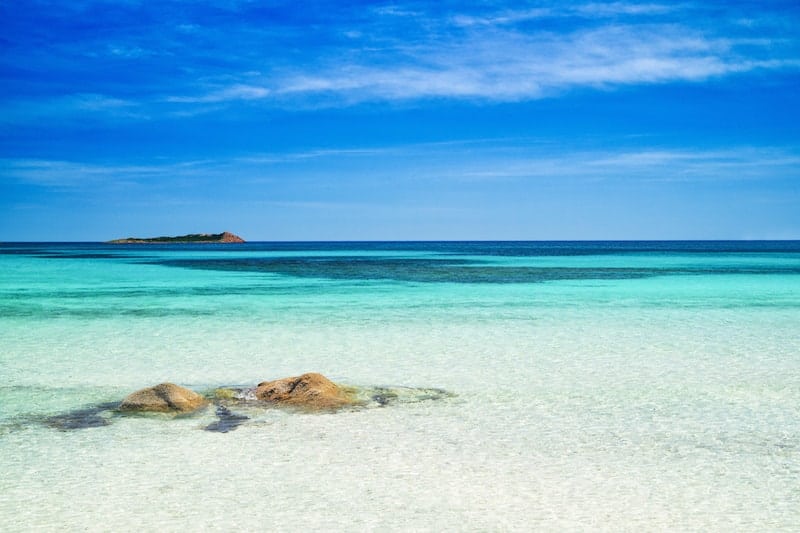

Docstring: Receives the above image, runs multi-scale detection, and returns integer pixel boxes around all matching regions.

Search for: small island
[108,231,245,244]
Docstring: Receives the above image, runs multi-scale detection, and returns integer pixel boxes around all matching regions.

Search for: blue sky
[1,0,799,240]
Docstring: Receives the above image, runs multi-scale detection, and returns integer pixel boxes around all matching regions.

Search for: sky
[1,0,799,241]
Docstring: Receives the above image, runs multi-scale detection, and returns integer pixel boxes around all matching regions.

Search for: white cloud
[167,84,271,103]
[105,44,151,58]
[0,158,214,187]
[450,8,553,27]
[574,2,677,17]
[264,23,792,103]
[71,93,136,110]
[0,93,145,124]
[3,145,797,192]
[443,147,800,183]
[371,5,422,18]
[238,147,392,164]
[150,1,798,107]
[451,3,676,27]
[35,2,794,112]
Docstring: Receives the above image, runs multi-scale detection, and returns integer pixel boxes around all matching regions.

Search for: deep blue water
[4,240,800,254]
[3,241,800,284]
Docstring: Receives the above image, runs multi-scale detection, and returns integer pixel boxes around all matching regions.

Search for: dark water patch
[47,253,122,259]
[359,386,455,407]
[0,243,160,261]
[154,256,473,271]
[0,248,125,260]
[151,256,800,284]
[0,248,60,256]
[204,405,249,433]
[22,252,124,259]
[4,240,800,259]
[115,307,216,317]
[146,240,800,255]
[0,304,218,319]
[0,420,29,436]
[410,240,800,256]
[0,285,301,301]
[43,402,119,431]
[0,401,124,433]
[102,240,800,255]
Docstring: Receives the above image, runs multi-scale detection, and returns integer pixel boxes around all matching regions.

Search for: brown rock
[254,373,356,410]
[119,383,208,413]
[219,231,245,243]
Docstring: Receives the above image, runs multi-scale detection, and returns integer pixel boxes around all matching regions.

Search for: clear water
[1,241,799,530]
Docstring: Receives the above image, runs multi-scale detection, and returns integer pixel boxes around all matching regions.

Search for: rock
[213,387,238,400]
[218,231,245,243]
[45,402,118,430]
[204,405,249,433]
[370,388,397,406]
[254,373,357,410]
[119,383,208,413]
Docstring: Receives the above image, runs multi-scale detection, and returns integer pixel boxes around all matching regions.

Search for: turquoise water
[1,241,799,530]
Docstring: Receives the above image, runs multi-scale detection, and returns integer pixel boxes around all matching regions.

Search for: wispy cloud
[574,2,678,17]
[0,158,216,188]
[238,147,393,164]
[166,3,799,106]
[273,16,799,103]
[443,146,800,183]
[450,8,553,27]
[451,3,677,27]
[3,1,798,116]
[5,144,796,191]
[0,93,145,124]
[589,148,800,182]
[166,84,271,103]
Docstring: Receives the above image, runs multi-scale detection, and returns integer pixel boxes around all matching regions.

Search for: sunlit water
[1,242,799,530]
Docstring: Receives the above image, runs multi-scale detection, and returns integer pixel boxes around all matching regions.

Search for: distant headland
[108,231,245,244]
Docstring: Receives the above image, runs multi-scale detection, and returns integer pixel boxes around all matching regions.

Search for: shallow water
[1,242,799,530]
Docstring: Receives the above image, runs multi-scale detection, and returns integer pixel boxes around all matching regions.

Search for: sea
[1,241,799,531]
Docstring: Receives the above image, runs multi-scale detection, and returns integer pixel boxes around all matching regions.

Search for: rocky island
[108,231,245,244]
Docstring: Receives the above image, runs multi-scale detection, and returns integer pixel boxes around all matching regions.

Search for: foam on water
[1,242,799,530]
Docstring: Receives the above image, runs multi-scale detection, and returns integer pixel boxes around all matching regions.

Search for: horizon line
[3,239,800,244]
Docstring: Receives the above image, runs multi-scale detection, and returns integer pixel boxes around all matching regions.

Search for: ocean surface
[1,241,799,530]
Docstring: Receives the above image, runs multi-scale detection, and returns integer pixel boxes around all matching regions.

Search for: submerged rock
[370,389,396,406]
[360,386,454,407]
[254,372,357,410]
[119,383,208,413]
[37,378,454,434]
[204,405,249,433]
[44,402,118,431]
[212,387,258,401]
